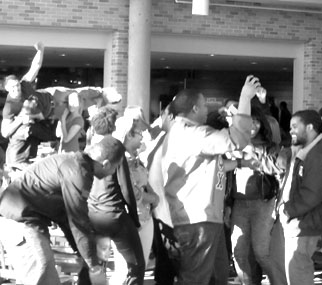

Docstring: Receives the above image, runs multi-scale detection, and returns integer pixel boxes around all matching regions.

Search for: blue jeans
[173,222,228,285]
[231,199,275,285]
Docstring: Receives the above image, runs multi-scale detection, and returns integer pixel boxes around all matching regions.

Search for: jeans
[91,212,145,285]
[284,235,320,285]
[270,218,287,285]
[173,222,228,285]
[231,199,275,285]
[111,216,153,285]
[2,223,60,285]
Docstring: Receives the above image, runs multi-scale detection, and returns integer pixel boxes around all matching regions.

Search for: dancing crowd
[0,42,322,285]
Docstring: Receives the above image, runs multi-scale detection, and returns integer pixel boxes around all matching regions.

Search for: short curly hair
[90,106,118,135]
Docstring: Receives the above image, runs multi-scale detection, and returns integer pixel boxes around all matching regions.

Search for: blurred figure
[1,42,56,171]
[111,114,159,284]
[279,101,292,146]
[56,92,84,152]
[268,96,279,122]
[146,103,179,285]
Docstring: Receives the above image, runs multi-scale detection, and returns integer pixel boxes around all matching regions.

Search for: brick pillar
[110,31,129,109]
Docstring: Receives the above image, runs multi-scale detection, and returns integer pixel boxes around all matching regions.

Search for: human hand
[256,87,267,104]
[240,75,261,100]
[34,41,44,51]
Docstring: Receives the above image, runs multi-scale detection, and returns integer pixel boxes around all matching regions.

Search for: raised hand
[240,75,261,100]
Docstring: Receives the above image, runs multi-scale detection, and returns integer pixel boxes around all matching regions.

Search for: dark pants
[174,222,228,285]
[269,217,288,285]
[152,218,179,285]
[90,212,145,285]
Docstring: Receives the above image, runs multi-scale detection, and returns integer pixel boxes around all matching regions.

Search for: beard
[291,134,306,146]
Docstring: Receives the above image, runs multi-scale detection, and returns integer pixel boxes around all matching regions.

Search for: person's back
[0,152,94,231]
[163,118,230,225]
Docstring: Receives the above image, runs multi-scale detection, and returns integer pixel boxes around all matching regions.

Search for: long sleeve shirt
[0,151,98,267]
[161,114,251,226]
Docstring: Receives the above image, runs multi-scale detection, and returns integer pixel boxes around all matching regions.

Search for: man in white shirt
[161,75,261,285]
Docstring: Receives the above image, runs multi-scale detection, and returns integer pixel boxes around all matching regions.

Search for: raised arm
[237,75,261,116]
[21,42,45,83]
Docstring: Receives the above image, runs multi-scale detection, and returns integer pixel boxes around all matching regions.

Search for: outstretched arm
[22,42,45,83]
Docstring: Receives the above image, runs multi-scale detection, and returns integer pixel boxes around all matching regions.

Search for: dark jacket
[284,135,322,236]
[0,152,98,266]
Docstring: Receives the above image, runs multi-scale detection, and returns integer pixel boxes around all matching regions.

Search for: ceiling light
[210,54,215,57]
[251,61,257,65]
[0,59,6,63]
[165,66,171,69]
[192,0,209,16]
[60,53,66,57]
[160,57,166,61]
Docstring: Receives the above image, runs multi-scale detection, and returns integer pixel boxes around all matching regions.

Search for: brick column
[109,31,129,108]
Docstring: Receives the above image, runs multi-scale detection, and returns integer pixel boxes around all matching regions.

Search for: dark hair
[171,89,202,116]
[91,106,118,135]
[251,106,273,146]
[206,110,229,130]
[292,109,322,134]
[86,135,125,164]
